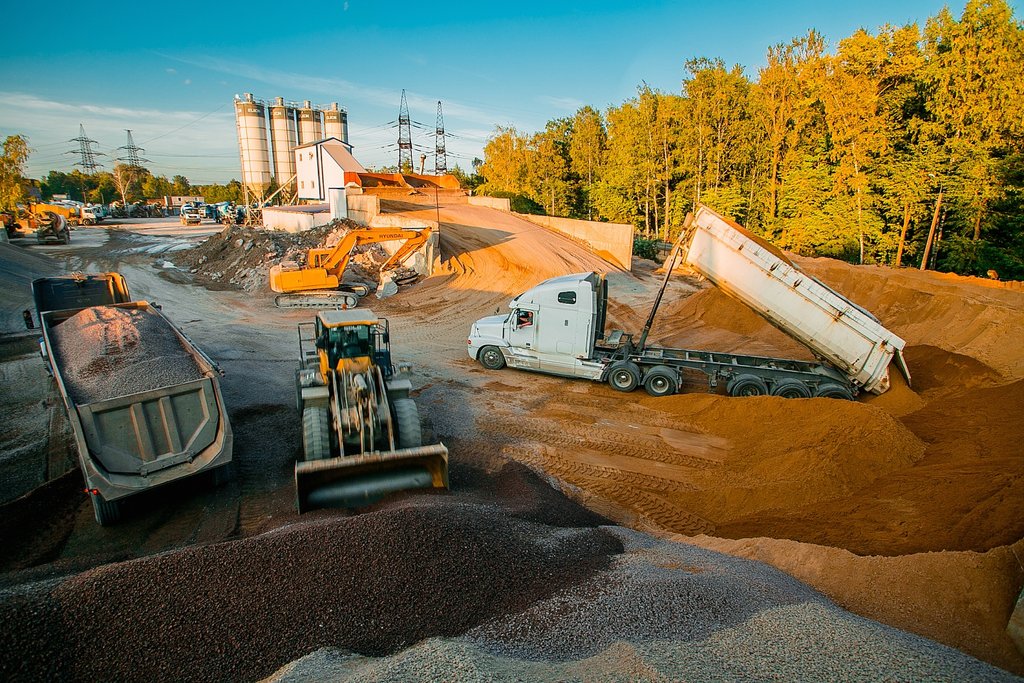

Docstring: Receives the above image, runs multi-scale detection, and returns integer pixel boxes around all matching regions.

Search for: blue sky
[1,0,1012,184]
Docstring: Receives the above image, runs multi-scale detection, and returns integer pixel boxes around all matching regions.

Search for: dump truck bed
[34,274,232,507]
[683,207,909,394]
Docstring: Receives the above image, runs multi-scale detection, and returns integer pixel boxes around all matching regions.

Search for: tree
[111,164,142,206]
[478,126,531,196]
[171,174,192,196]
[0,135,30,212]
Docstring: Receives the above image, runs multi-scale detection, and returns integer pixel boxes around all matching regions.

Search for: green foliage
[483,190,544,214]
[1,135,30,212]
[475,0,1024,277]
[633,237,661,261]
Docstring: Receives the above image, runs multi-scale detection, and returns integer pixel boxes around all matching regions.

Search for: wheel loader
[293,309,448,512]
[269,226,432,308]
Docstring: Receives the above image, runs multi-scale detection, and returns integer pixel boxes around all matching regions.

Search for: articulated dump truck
[33,273,233,525]
[468,205,910,399]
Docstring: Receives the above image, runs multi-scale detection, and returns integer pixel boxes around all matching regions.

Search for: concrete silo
[234,93,272,193]
[323,102,348,143]
[297,100,323,145]
[269,96,297,186]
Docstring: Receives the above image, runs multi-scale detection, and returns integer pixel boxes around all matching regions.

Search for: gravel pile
[170,220,386,292]
[50,306,203,404]
[0,498,621,682]
[263,527,1020,682]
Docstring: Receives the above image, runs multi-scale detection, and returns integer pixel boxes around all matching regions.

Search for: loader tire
[392,398,422,449]
[815,383,855,401]
[302,407,331,461]
[91,494,122,526]
[607,361,641,392]
[478,346,506,370]
[771,379,812,399]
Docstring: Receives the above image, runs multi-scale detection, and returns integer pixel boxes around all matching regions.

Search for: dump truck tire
[815,383,855,401]
[643,366,678,397]
[478,345,506,370]
[392,398,422,449]
[302,407,331,461]
[608,361,641,392]
[92,494,122,526]
[771,378,812,398]
[728,374,768,397]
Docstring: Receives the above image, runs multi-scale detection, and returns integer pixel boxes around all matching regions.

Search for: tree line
[475,0,1024,278]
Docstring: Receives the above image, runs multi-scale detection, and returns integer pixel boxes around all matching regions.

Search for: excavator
[269,226,433,308]
[293,308,449,512]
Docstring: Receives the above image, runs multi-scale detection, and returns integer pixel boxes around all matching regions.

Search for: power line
[435,101,448,175]
[117,129,150,168]
[66,124,104,172]
[397,89,413,172]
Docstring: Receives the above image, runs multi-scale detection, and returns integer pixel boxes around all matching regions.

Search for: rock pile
[50,306,203,404]
[170,220,389,292]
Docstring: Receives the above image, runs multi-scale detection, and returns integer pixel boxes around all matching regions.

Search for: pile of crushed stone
[265,528,1018,682]
[170,219,391,292]
[50,306,203,404]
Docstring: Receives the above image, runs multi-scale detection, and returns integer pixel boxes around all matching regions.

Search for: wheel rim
[483,349,501,367]
[613,370,633,388]
[648,375,672,395]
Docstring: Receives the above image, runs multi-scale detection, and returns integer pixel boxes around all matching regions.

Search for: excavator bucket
[295,443,449,513]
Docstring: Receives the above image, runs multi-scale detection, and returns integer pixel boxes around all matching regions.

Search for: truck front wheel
[607,362,641,392]
[478,346,506,370]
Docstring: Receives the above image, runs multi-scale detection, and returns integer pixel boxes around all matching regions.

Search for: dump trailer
[293,309,448,512]
[33,273,233,525]
[468,205,909,400]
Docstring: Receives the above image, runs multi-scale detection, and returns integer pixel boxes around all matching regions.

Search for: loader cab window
[324,324,373,365]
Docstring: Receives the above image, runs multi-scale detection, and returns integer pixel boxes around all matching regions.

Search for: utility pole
[434,100,447,175]
[397,90,413,173]
[67,124,104,172]
[920,188,943,271]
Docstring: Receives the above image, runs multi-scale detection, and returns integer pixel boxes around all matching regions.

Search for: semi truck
[33,273,233,525]
[468,205,909,399]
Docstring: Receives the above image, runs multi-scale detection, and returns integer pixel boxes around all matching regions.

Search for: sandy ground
[0,195,1021,678]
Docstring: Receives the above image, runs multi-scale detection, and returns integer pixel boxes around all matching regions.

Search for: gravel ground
[263,527,1021,682]
[50,306,203,404]
[0,495,620,682]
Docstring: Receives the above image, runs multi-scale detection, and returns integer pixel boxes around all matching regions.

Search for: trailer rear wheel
[302,407,332,461]
[643,366,678,397]
[392,398,423,449]
[771,379,812,399]
[91,494,122,526]
[728,374,768,397]
[479,346,506,370]
[815,383,855,401]
[608,362,641,392]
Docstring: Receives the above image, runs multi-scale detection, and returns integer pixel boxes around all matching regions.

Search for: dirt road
[0,197,1021,678]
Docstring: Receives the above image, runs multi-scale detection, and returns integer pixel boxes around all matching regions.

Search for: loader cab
[314,310,393,377]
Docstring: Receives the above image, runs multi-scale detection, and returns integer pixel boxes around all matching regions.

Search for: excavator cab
[294,310,448,512]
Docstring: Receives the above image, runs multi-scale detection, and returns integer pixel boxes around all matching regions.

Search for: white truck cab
[468,272,611,380]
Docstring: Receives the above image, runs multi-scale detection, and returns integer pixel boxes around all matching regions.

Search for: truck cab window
[557,291,577,304]
[516,310,534,328]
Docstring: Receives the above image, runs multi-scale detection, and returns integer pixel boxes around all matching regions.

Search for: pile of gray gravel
[50,306,203,404]
[264,527,1020,682]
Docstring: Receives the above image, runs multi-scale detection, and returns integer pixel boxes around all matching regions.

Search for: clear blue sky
[1,0,1011,184]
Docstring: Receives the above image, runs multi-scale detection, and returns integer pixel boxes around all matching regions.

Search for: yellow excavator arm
[269,226,432,294]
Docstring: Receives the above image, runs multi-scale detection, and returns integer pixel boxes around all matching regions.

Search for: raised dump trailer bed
[33,273,232,525]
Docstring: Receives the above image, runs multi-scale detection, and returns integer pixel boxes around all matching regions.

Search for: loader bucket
[295,443,449,513]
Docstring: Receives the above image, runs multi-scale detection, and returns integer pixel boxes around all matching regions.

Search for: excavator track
[275,291,361,309]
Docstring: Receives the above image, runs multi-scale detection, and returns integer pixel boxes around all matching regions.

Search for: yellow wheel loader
[293,309,448,512]
[269,226,432,308]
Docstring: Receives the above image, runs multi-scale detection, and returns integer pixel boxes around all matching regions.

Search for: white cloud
[537,95,586,111]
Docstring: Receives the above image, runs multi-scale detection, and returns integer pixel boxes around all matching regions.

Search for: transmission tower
[434,101,447,175]
[67,124,104,172]
[397,89,413,172]
[117,129,149,168]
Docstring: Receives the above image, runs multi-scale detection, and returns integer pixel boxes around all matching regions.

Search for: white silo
[234,93,271,193]
[323,102,348,143]
[297,100,323,145]
[269,96,297,186]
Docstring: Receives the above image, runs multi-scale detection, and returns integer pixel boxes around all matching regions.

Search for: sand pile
[263,528,1018,682]
[0,496,620,682]
[50,306,203,404]
[170,220,387,292]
